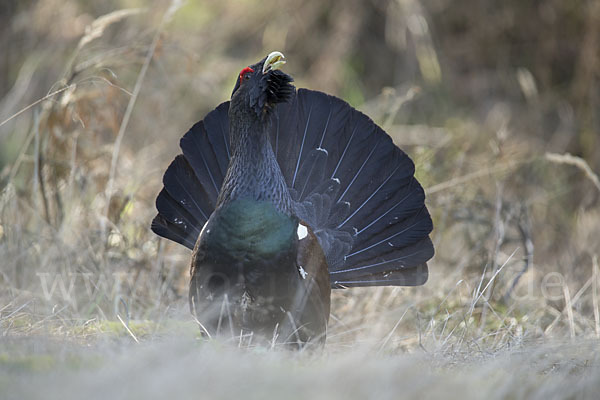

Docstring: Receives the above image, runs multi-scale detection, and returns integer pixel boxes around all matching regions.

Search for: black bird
[152,51,434,346]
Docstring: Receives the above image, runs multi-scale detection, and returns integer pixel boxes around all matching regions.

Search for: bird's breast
[200,198,297,263]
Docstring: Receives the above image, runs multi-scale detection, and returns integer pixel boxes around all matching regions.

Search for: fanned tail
[152,89,434,287]
[272,89,434,287]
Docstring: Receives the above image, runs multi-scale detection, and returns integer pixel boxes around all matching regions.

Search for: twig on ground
[378,305,412,354]
[117,314,139,343]
[562,284,576,339]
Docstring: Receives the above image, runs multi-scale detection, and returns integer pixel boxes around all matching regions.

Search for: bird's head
[230,51,295,118]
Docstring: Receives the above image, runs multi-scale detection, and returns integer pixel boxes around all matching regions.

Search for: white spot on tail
[173,218,188,230]
[298,266,308,279]
[297,224,308,240]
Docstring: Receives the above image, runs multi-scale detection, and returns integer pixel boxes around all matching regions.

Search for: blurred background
[1,0,600,351]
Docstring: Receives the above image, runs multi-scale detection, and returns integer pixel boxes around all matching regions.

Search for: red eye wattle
[239,67,255,83]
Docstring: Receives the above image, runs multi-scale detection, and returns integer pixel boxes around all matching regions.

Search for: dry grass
[1,0,600,398]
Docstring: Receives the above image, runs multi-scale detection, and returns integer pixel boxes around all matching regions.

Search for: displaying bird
[151,51,434,346]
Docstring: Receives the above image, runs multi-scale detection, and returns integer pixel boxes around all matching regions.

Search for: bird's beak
[263,51,286,74]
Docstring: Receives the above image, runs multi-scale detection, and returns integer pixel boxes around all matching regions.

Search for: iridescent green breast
[202,198,296,262]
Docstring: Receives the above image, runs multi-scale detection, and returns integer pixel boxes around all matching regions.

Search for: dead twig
[562,283,576,339]
[426,160,522,195]
[0,84,75,130]
[545,152,600,193]
[593,255,599,338]
[117,314,139,343]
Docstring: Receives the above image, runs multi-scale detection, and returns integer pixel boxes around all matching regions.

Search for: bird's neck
[216,112,293,215]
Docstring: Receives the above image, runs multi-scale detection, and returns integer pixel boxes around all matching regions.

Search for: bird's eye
[239,67,254,84]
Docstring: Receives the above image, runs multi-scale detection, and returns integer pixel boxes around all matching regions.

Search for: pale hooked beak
[262,51,286,74]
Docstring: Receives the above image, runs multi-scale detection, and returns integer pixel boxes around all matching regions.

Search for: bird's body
[152,52,433,346]
[190,199,330,343]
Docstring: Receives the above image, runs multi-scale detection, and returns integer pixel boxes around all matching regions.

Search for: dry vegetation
[1,0,600,398]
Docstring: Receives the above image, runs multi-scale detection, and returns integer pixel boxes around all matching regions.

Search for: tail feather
[153,189,201,250]
[350,177,425,237]
[332,262,429,288]
[180,122,220,202]
[163,155,211,223]
[152,89,434,287]
[273,89,434,286]
[152,103,230,249]
[151,214,196,249]
[179,102,230,204]
[201,102,231,175]
[155,189,201,237]
[295,148,329,200]
[344,206,433,265]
